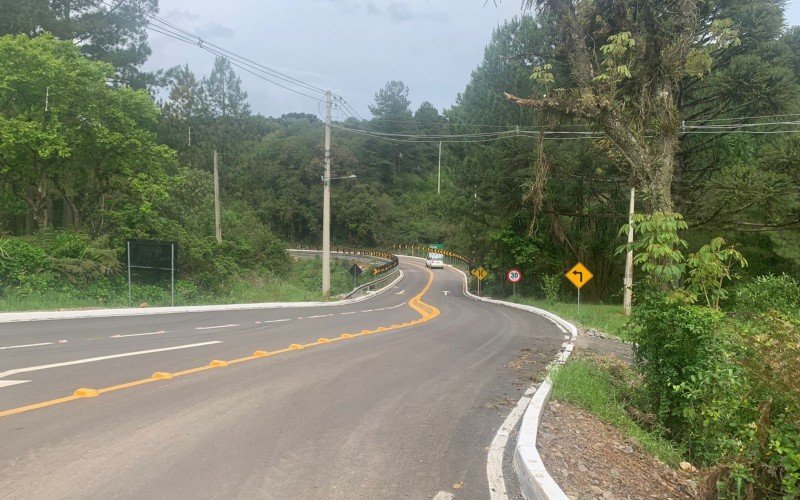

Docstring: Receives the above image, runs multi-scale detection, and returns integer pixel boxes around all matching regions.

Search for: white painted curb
[0,271,404,324]
[449,264,576,500]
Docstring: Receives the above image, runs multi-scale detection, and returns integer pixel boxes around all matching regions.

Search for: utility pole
[623,187,635,316]
[322,91,332,299]
[213,149,222,243]
[437,141,442,195]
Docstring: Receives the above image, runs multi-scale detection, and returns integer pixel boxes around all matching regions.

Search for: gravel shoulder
[537,328,698,499]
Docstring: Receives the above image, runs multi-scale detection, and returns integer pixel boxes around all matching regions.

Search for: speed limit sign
[506,268,522,283]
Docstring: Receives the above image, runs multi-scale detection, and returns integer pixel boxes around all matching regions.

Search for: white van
[426,252,445,269]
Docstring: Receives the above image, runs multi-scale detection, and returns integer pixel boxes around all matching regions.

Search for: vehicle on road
[426,252,445,269]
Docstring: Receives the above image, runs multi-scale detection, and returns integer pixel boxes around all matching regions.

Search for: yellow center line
[0,262,440,419]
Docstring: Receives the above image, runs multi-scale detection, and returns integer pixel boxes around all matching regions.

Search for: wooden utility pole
[214,149,222,243]
[437,141,442,194]
[623,187,635,316]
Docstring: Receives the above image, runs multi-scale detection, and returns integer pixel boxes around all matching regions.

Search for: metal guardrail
[286,248,400,299]
[343,267,401,299]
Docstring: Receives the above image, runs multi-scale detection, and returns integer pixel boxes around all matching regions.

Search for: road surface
[0,257,562,499]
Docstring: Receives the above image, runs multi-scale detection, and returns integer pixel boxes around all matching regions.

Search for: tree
[507,0,785,214]
[0,0,159,88]
[369,80,412,122]
[0,34,174,232]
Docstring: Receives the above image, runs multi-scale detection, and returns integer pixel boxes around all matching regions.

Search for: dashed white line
[0,342,54,350]
[0,380,31,388]
[0,341,223,379]
[261,318,292,324]
[395,289,406,295]
[111,330,167,338]
[434,492,455,500]
[360,309,374,313]
[339,311,357,315]
[307,314,333,319]
[195,324,240,330]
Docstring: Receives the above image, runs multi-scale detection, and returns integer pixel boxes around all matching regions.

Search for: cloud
[195,22,235,39]
[314,0,445,23]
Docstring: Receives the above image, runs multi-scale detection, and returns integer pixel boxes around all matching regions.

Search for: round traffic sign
[506,268,522,283]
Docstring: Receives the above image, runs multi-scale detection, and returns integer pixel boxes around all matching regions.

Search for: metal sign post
[565,262,593,308]
[506,268,522,300]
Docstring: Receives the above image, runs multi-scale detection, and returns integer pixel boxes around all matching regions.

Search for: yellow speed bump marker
[339,334,353,339]
[253,350,270,357]
[209,360,228,367]
[289,344,304,350]
[316,337,331,343]
[152,372,173,380]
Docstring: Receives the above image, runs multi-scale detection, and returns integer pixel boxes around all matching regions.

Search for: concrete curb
[449,264,576,500]
[0,270,404,324]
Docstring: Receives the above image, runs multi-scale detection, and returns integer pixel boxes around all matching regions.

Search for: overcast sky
[142,0,800,119]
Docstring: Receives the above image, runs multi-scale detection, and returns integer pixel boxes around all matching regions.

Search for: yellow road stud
[209,360,228,367]
[253,350,270,357]
[289,344,304,350]
[73,388,99,398]
[317,337,331,343]
[339,334,353,339]
[151,372,173,380]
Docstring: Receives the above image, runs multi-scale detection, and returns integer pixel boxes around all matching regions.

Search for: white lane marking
[57,340,68,343]
[111,330,167,338]
[307,314,333,319]
[195,324,239,330]
[360,309,374,313]
[434,492,455,500]
[395,289,406,295]
[261,318,292,324]
[0,342,53,350]
[0,380,31,388]
[0,341,223,380]
[487,386,538,500]
[443,291,450,296]
[339,311,356,315]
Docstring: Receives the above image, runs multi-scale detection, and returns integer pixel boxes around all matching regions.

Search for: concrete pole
[322,91,332,299]
[213,150,222,243]
[437,141,442,195]
[623,187,635,316]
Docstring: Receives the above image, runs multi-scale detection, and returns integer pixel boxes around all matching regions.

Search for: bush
[627,292,724,436]
[0,238,50,288]
[541,273,561,304]
[734,274,800,317]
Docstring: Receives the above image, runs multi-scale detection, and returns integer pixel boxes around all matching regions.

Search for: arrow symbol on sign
[572,271,583,282]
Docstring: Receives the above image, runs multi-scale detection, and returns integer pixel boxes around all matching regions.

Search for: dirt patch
[538,401,697,499]
[535,328,698,499]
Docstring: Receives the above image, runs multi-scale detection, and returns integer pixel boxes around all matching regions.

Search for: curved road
[0,257,562,499]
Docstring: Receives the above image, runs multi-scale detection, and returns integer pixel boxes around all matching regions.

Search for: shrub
[0,238,50,288]
[734,274,800,317]
[627,292,724,436]
[541,273,561,304]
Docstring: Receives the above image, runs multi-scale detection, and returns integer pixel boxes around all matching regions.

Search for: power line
[98,0,329,102]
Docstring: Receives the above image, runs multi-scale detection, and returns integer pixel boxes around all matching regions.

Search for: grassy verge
[550,357,685,466]
[0,258,357,312]
[514,298,632,341]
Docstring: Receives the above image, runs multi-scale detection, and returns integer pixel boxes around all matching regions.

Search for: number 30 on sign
[506,268,522,283]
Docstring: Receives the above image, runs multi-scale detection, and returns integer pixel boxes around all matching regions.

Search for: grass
[515,298,633,341]
[550,357,686,466]
[0,258,356,312]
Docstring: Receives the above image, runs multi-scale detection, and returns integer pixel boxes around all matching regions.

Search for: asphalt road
[0,257,562,499]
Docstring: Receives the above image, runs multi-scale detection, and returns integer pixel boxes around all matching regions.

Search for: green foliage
[627,294,725,434]
[550,357,685,465]
[541,273,561,304]
[617,212,688,287]
[686,237,748,309]
[0,237,50,288]
[734,274,800,317]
